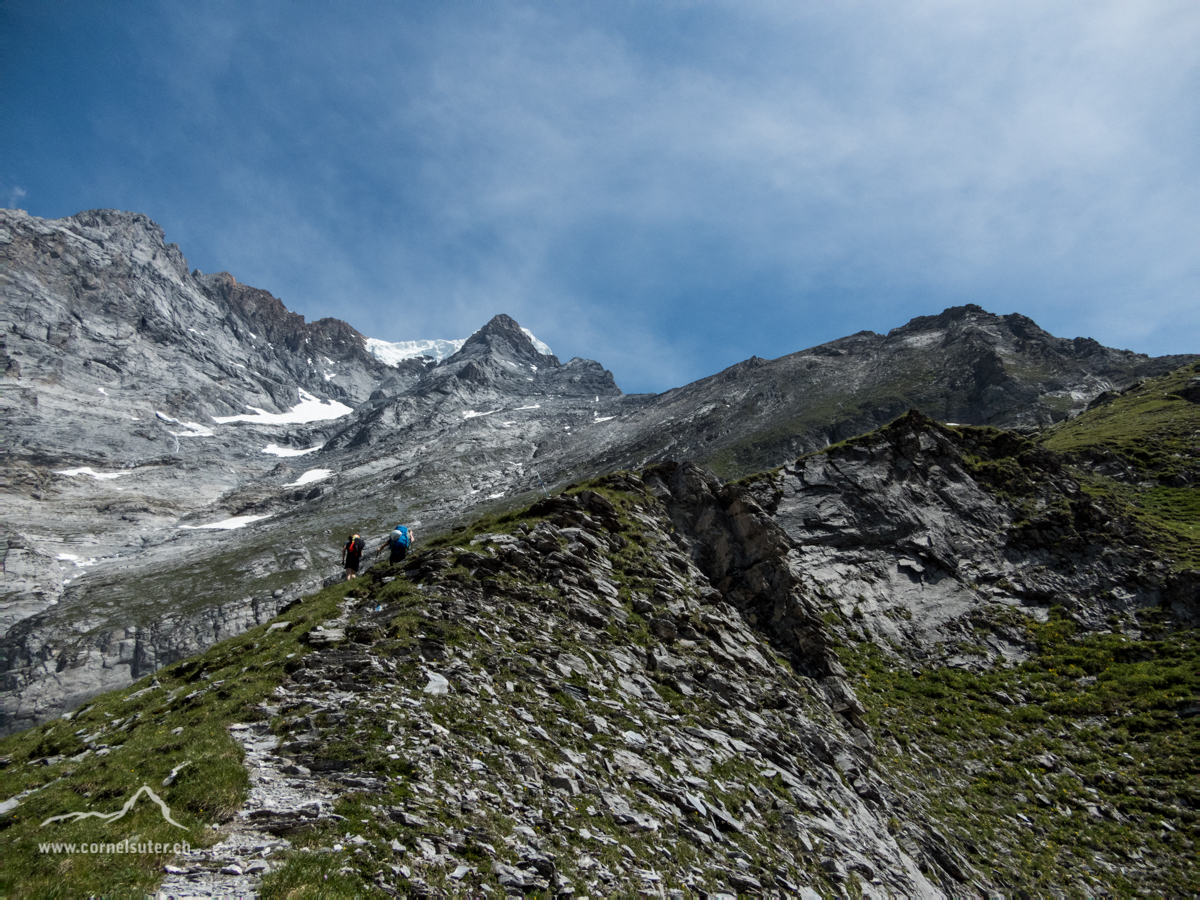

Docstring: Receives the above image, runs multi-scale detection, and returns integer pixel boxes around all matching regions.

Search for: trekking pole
[534,469,549,498]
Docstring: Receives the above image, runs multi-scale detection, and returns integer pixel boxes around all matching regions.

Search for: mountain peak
[448,314,558,367]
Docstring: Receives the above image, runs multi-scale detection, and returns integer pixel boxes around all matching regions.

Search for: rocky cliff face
[617,305,1196,479]
[2,207,1193,742]
[0,207,392,634]
[657,412,1191,671]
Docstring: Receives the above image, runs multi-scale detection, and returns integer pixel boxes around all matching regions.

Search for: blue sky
[3,1,1197,394]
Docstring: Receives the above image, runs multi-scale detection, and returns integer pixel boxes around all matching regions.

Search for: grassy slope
[840,610,1199,897]
[0,582,356,898]
[1040,360,1200,569]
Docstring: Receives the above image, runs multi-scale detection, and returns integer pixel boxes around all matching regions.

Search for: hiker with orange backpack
[341,533,365,580]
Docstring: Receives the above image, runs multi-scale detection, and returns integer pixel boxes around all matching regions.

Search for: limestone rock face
[652,412,1193,676]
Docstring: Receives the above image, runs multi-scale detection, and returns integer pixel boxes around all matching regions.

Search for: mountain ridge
[1,207,1194,739]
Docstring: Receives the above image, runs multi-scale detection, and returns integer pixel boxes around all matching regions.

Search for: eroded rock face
[1,592,295,735]
[654,412,1194,675]
[643,461,839,680]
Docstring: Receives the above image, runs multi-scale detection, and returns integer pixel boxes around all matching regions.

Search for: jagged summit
[197,270,388,380]
[424,313,561,391]
[449,313,558,367]
[406,312,620,402]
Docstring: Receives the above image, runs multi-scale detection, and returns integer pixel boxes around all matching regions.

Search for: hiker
[376,524,414,565]
[341,532,365,580]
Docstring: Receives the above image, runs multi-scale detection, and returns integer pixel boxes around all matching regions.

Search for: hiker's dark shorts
[389,545,408,565]
[345,556,361,573]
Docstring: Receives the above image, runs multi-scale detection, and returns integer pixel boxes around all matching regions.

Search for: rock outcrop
[155,477,953,898]
[653,411,1193,671]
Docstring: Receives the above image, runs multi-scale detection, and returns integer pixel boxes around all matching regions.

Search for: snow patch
[262,443,322,457]
[180,515,271,531]
[56,467,131,480]
[514,404,540,411]
[156,411,215,437]
[463,409,500,420]
[487,492,504,499]
[285,469,332,487]
[211,389,353,425]
[594,416,616,423]
[366,337,465,366]
[522,328,553,356]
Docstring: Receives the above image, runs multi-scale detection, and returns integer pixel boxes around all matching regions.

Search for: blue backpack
[391,526,410,549]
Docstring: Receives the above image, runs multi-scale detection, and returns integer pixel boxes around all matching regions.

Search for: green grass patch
[0,581,357,899]
[841,612,1200,897]
[1041,362,1200,480]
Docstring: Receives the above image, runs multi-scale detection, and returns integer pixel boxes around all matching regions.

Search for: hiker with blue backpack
[376,524,413,565]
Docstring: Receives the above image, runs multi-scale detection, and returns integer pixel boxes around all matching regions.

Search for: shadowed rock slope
[622,305,1196,479]
[1,394,1195,897]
